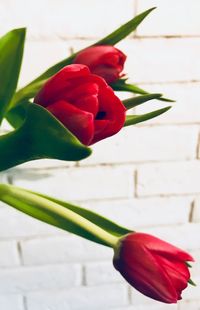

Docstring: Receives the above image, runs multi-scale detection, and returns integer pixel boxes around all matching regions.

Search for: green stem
[0,183,118,248]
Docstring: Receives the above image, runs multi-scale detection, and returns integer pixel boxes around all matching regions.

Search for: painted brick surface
[12,166,134,201]
[83,197,192,229]
[1,1,200,309]
[0,0,135,39]
[0,241,20,267]
[0,264,81,293]
[21,236,112,266]
[136,0,200,36]
[118,38,200,83]
[80,125,198,165]
[0,295,24,310]
[0,204,62,238]
[26,284,129,310]
[137,161,200,197]
[135,83,200,124]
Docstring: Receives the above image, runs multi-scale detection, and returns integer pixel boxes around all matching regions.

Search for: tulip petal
[34,64,90,107]
[75,94,99,117]
[74,46,126,69]
[155,255,190,299]
[130,233,194,262]
[92,84,125,143]
[113,233,193,304]
[114,243,178,303]
[47,100,94,146]
[94,119,109,135]
[73,45,126,83]
[62,82,99,117]
[92,66,119,84]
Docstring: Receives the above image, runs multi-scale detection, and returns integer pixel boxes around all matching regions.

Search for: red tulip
[34,64,126,146]
[113,232,194,303]
[73,45,126,83]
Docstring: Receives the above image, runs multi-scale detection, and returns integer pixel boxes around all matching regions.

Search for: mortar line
[189,200,195,223]
[196,131,200,159]
[23,295,28,310]
[17,241,24,266]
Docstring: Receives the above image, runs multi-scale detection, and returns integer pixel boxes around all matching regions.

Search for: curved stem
[0,183,118,248]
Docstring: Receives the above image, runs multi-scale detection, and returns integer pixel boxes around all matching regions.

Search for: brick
[21,236,112,266]
[0,173,8,185]
[0,241,20,267]
[0,295,24,310]
[181,276,200,301]
[142,223,200,251]
[189,249,200,276]
[0,0,134,39]
[12,166,134,201]
[80,126,198,166]
[135,83,200,125]
[26,284,129,310]
[83,197,191,229]
[0,205,62,238]
[18,41,72,87]
[136,0,200,36]
[85,261,122,285]
[179,300,200,310]
[118,38,200,83]
[192,197,200,223]
[0,264,81,293]
[137,161,200,197]
[16,159,75,170]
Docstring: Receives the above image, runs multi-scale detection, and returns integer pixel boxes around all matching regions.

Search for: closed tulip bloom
[113,232,194,303]
[73,45,126,83]
[34,64,126,146]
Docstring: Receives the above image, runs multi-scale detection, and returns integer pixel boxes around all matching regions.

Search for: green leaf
[6,100,30,128]
[0,28,26,123]
[0,184,131,247]
[24,189,131,239]
[9,8,156,108]
[124,106,171,127]
[188,279,196,287]
[112,80,175,103]
[123,93,162,110]
[95,7,156,46]
[0,103,91,171]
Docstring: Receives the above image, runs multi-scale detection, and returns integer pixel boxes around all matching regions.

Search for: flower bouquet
[0,7,195,305]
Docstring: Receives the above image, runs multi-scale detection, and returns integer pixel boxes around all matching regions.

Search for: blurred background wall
[0,0,200,309]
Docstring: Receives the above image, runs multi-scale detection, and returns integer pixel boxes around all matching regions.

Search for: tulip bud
[113,232,194,303]
[34,64,126,146]
[73,45,126,83]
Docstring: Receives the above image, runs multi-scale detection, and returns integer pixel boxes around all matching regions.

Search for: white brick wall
[0,1,200,309]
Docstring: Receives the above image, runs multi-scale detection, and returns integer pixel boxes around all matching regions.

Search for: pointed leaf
[95,7,156,46]
[0,28,26,123]
[0,103,91,171]
[9,8,156,107]
[188,279,196,287]
[123,93,162,110]
[112,80,175,103]
[124,106,171,126]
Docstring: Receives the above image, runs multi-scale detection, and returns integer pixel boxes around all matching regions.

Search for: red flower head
[113,232,194,303]
[34,64,126,146]
[73,45,126,83]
